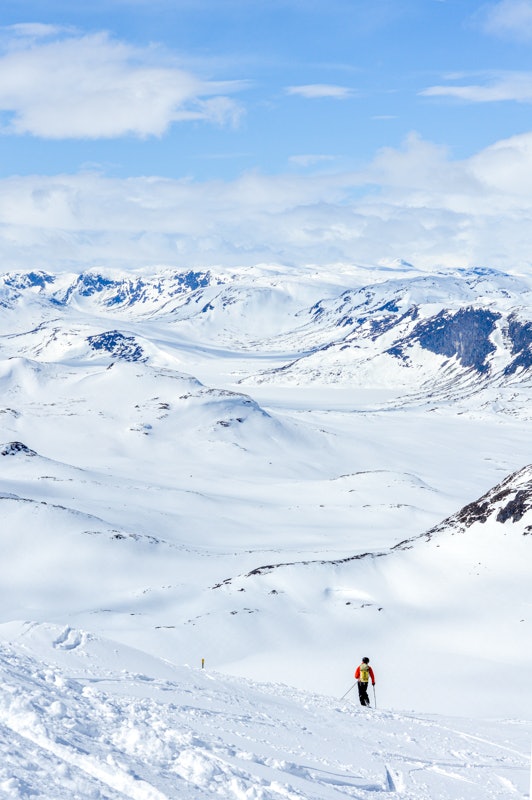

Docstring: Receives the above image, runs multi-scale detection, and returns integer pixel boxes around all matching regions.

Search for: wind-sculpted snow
[0,623,529,799]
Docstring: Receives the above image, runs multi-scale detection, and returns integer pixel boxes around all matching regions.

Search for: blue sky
[1,0,532,272]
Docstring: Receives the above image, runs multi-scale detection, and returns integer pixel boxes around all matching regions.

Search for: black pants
[358,681,371,706]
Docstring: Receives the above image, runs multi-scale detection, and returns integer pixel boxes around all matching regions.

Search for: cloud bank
[1,130,532,273]
[0,28,245,138]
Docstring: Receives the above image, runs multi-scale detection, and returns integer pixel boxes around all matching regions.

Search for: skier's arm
[354,666,360,680]
[369,667,375,685]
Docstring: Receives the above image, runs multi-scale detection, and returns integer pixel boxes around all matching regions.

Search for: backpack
[360,663,370,682]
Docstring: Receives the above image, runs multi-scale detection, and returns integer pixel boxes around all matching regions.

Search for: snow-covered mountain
[4,265,530,405]
[0,263,531,737]
[242,269,532,408]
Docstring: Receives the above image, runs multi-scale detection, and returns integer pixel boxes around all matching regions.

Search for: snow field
[0,264,531,796]
[0,340,530,717]
[0,623,530,800]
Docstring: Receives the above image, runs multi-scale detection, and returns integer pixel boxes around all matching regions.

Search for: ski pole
[340,682,356,700]
[373,685,377,709]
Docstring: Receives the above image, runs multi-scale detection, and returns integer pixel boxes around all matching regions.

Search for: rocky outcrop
[401,465,532,544]
[87,331,146,362]
[1,441,37,457]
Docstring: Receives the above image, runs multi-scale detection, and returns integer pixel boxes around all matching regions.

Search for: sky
[1,0,532,273]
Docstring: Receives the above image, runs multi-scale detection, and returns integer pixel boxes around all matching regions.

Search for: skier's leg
[357,682,366,706]
[361,683,370,706]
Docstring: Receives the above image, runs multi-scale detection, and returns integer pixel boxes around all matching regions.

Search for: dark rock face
[454,500,492,526]
[495,490,530,524]
[504,316,532,375]
[71,273,117,299]
[87,331,146,362]
[306,276,531,384]
[63,270,213,307]
[0,271,55,307]
[1,442,37,457]
[407,307,501,373]
[419,465,532,540]
[4,272,55,291]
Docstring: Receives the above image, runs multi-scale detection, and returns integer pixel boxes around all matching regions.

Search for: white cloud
[2,23,71,39]
[1,131,532,272]
[285,84,354,99]
[468,131,532,195]
[0,29,246,139]
[289,154,336,167]
[421,71,532,103]
[480,0,532,41]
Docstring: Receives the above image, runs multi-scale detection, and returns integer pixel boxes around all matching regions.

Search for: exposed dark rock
[496,490,529,523]
[337,315,354,327]
[87,331,146,362]
[67,273,118,300]
[61,270,214,307]
[393,307,501,373]
[504,315,532,375]
[455,500,491,526]
[211,550,387,588]
[4,271,55,291]
[396,465,532,547]
[1,441,37,457]
[377,299,400,313]
[507,315,532,355]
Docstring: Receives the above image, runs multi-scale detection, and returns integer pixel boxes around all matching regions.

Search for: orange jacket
[355,663,375,684]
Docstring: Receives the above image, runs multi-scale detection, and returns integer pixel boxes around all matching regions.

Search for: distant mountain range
[2,265,530,400]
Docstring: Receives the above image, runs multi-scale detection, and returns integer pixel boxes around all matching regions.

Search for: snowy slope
[0,622,530,800]
[207,465,532,718]
[0,262,531,729]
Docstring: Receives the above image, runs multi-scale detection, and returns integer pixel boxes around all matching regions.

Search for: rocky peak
[424,465,532,539]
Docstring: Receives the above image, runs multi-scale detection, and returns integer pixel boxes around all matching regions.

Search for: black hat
[362,657,369,663]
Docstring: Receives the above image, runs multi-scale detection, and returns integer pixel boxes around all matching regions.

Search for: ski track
[0,636,530,799]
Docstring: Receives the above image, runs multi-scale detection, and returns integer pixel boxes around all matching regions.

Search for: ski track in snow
[0,629,530,800]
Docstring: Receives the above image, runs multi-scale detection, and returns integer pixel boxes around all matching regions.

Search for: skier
[354,657,375,707]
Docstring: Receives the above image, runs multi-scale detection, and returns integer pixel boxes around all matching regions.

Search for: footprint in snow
[52,627,85,651]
